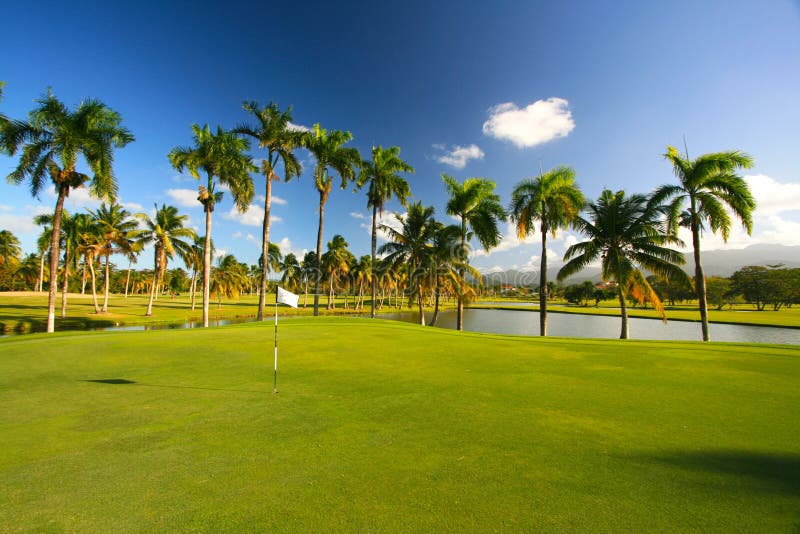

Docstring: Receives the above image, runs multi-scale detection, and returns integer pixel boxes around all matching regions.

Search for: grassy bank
[475,299,800,328]
[1,318,798,530]
[0,291,423,334]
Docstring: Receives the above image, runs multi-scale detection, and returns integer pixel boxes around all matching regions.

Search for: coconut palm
[211,254,249,307]
[33,214,55,292]
[321,234,354,310]
[652,146,755,341]
[184,235,211,310]
[137,204,196,317]
[427,222,463,327]
[280,253,302,292]
[356,145,414,318]
[442,175,505,331]
[234,101,303,319]
[15,253,40,290]
[123,238,144,298]
[75,218,104,313]
[302,124,360,316]
[379,202,436,325]
[59,212,94,317]
[89,201,139,312]
[260,242,283,276]
[0,230,21,268]
[168,124,255,327]
[509,166,585,336]
[1,91,133,332]
[300,251,318,308]
[557,189,690,339]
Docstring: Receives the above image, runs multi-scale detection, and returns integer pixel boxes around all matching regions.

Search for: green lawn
[0,291,412,334]
[475,299,800,328]
[1,318,798,530]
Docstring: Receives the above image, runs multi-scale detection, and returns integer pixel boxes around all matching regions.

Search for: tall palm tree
[356,145,414,318]
[89,201,139,312]
[168,124,255,327]
[59,212,94,317]
[261,242,283,277]
[302,124,360,316]
[137,204,196,317]
[652,146,755,341]
[184,235,210,310]
[442,175,505,331]
[280,253,302,292]
[0,230,21,268]
[322,234,354,310]
[75,217,104,313]
[509,166,585,336]
[379,202,436,325]
[1,91,133,332]
[33,214,54,292]
[15,253,40,290]
[123,238,144,298]
[557,189,690,339]
[234,101,303,320]
[427,222,462,327]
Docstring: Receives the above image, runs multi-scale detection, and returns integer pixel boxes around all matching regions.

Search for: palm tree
[32,214,54,292]
[280,253,302,292]
[184,235,210,310]
[300,251,318,308]
[2,91,133,332]
[427,222,462,327]
[379,202,436,325]
[442,175,505,331]
[137,204,196,317]
[321,234,354,310]
[123,239,144,298]
[58,212,94,316]
[168,124,255,327]
[89,201,139,312]
[302,124,360,316]
[352,255,372,311]
[15,253,40,290]
[261,242,283,277]
[234,101,303,320]
[0,230,21,268]
[652,146,755,341]
[557,189,690,339]
[75,217,104,313]
[509,166,585,336]
[356,145,414,318]
[211,254,249,308]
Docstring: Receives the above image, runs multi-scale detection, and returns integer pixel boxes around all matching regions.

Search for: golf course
[2,318,798,531]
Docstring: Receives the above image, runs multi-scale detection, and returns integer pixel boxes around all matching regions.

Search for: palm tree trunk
[313,191,325,316]
[257,172,273,321]
[371,204,378,319]
[146,250,158,316]
[81,259,87,294]
[303,278,308,308]
[618,288,629,339]
[430,273,441,327]
[691,218,710,341]
[88,253,100,313]
[202,204,212,327]
[457,219,466,331]
[102,252,111,312]
[37,250,45,293]
[540,225,548,336]
[190,268,197,310]
[417,282,426,326]
[328,275,334,310]
[61,246,69,319]
[124,260,132,297]
[46,187,67,332]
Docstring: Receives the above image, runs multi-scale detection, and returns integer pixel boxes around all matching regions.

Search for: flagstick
[274,295,278,395]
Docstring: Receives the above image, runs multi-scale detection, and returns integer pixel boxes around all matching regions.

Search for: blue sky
[2,1,799,273]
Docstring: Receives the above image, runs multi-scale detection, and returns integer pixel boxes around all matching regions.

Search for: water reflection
[380,308,800,344]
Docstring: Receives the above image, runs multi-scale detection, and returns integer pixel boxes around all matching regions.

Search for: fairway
[1,318,799,531]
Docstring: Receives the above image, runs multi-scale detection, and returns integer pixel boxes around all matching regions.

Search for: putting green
[1,318,798,530]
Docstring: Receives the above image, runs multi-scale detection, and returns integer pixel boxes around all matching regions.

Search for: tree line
[0,84,756,339]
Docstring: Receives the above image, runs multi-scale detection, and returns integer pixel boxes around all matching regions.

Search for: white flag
[277,286,299,308]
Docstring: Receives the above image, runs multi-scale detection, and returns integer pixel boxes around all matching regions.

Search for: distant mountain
[481,244,800,286]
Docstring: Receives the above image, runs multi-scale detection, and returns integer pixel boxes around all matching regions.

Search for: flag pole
[274,286,278,395]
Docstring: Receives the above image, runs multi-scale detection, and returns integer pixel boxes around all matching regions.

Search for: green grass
[0,291,416,334]
[1,318,798,530]
[475,298,800,328]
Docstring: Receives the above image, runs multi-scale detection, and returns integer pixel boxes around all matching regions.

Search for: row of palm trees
[1,86,756,340]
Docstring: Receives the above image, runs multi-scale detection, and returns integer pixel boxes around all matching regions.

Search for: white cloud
[0,212,38,235]
[482,97,575,148]
[350,212,366,220]
[246,233,256,242]
[223,204,282,226]
[434,144,485,169]
[166,188,200,208]
[745,174,800,216]
[287,122,310,132]
[214,249,227,260]
[232,231,243,239]
[362,211,405,242]
[121,201,144,212]
[274,236,307,258]
[272,195,287,206]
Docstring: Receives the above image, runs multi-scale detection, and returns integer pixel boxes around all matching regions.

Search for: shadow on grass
[82,379,263,394]
[642,449,800,497]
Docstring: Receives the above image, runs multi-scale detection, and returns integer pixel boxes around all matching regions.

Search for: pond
[380,308,800,344]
